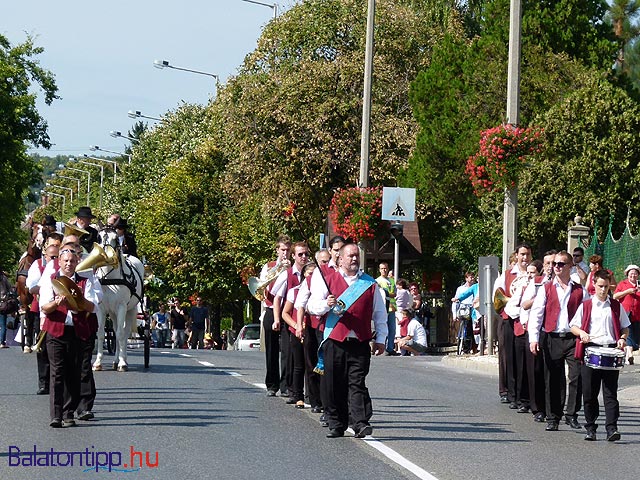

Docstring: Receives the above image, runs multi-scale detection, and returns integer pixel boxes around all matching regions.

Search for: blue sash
[314,273,376,374]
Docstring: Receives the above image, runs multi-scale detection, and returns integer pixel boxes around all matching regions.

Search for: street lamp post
[110,130,138,143]
[240,0,278,18]
[52,173,81,197]
[153,60,219,82]
[46,182,74,204]
[89,145,131,164]
[41,190,66,217]
[77,160,104,209]
[82,154,118,182]
[64,166,91,206]
[128,110,161,121]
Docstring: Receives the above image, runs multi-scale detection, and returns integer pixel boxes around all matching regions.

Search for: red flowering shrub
[329,187,382,242]
[465,124,544,195]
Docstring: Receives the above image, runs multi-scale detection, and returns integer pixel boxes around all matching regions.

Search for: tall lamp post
[240,0,278,18]
[46,182,74,204]
[77,160,104,209]
[89,145,131,164]
[41,190,66,216]
[153,60,219,96]
[52,173,81,197]
[110,130,138,143]
[82,154,118,182]
[63,165,91,206]
[128,110,161,121]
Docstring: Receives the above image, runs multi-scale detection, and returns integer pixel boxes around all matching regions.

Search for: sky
[3,0,292,157]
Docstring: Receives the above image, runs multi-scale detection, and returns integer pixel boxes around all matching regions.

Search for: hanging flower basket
[465,124,544,195]
[329,186,382,242]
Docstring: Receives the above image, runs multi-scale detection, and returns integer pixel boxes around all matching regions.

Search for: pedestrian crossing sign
[382,187,415,221]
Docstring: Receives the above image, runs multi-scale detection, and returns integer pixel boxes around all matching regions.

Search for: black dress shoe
[280,391,290,398]
[584,430,597,441]
[606,430,621,442]
[509,402,518,409]
[77,411,94,421]
[285,398,297,404]
[545,421,559,431]
[565,416,581,429]
[533,412,546,423]
[311,406,323,414]
[266,390,276,397]
[49,419,62,428]
[500,395,509,404]
[37,388,49,395]
[354,425,373,438]
[326,429,344,438]
[517,405,530,413]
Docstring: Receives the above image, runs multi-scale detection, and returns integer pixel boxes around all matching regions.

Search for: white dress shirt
[39,270,103,326]
[569,298,630,346]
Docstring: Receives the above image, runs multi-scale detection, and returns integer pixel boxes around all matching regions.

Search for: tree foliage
[0,34,58,268]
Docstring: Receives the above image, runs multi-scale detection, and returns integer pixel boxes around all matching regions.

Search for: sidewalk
[441,351,640,407]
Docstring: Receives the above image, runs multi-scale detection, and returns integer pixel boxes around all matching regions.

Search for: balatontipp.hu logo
[8,445,159,473]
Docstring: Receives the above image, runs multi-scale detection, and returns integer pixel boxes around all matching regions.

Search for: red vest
[263,261,277,308]
[29,258,47,313]
[43,273,98,341]
[543,281,583,332]
[574,298,622,360]
[324,270,375,342]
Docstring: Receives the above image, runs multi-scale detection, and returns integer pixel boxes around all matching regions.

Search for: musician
[493,243,532,404]
[570,270,630,441]
[281,261,316,408]
[26,244,59,393]
[260,234,291,396]
[612,264,640,365]
[112,217,138,258]
[40,245,102,428]
[73,206,99,253]
[529,251,588,432]
[307,243,387,438]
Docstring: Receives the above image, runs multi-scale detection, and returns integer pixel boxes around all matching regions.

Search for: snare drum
[584,346,625,370]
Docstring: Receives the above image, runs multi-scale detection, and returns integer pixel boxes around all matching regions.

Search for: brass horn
[34,329,46,353]
[493,288,510,314]
[76,243,119,272]
[248,259,289,301]
[63,221,89,237]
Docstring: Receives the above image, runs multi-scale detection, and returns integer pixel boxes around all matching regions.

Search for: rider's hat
[75,206,96,219]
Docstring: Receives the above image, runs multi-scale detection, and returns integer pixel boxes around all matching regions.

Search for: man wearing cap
[613,264,640,365]
[112,217,137,257]
[40,245,103,428]
[73,206,99,253]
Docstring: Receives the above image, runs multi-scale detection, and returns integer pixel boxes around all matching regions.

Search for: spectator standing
[170,298,187,349]
[613,264,640,365]
[376,262,396,355]
[189,297,210,349]
[152,304,169,348]
[0,269,16,348]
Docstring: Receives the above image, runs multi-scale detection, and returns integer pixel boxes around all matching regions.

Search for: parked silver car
[233,324,261,351]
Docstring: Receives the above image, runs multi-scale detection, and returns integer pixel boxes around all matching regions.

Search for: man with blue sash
[308,243,387,439]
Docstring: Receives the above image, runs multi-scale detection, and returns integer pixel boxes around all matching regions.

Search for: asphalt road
[0,346,638,480]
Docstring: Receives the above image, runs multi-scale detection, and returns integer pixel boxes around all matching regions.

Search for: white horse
[91,228,145,372]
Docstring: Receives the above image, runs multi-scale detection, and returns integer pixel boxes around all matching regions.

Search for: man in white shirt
[307,243,387,439]
[570,270,630,441]
[396,309,428,355]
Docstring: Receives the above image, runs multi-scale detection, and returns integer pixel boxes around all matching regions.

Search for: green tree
[0,34,58,267]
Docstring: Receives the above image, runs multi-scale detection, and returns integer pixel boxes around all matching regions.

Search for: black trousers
[263,309,281,392]
[24,310,37,348]
[581,363,620,433]
[497,318,508,397]
[75,334,96,414]
[279,320,290,394]
[287,332,305,402]
[542,334,582,421]
[46,327,78,421]
[303,323,322,409]
[37,332,50,391]
[502,318,516,402]
[323,338,372,433]
[532,340,546,415]
[513,334,531,407]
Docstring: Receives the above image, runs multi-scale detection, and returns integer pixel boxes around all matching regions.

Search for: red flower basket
[329,187,382,242]
[465,124,543,195]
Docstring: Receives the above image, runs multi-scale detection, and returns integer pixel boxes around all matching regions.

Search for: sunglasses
[48,255,58,259]
[296,252,309,257]
[60,249,78,255]
[572,254,583,257]
[552,261,567,268]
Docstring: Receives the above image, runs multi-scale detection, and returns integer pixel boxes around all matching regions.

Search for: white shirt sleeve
[528,284,547,343]
[26,261,42,291]
[294,280,310,310]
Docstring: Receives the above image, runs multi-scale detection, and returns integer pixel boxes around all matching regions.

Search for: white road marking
[179,353,192,357]
[362,437,440,480]
[225,371,242,376]
[198,361,215,367]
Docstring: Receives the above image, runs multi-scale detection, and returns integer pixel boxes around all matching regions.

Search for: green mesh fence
[584,220,640,280]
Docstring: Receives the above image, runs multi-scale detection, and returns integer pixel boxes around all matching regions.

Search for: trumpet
[34,329,46,353]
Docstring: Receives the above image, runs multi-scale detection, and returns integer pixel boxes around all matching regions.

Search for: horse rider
[74,206,99,254]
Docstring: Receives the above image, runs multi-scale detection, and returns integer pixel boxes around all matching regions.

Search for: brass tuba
[76,243,119,272]
[248,259,289,301]
[63,221,89,237]
[493,288,509,314]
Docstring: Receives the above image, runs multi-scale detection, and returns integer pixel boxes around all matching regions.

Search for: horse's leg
[93,304,106,371]
[115,304,132,371]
